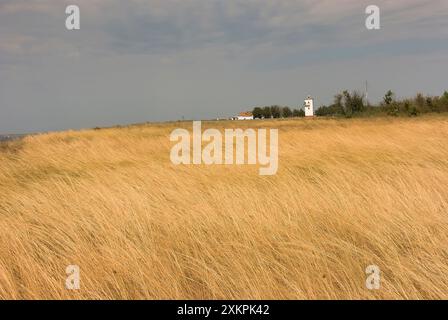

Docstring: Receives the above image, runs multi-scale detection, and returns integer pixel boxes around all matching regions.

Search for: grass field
[0,115,447,300]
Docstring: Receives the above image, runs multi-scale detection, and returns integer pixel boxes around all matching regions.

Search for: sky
[1,0,448,133]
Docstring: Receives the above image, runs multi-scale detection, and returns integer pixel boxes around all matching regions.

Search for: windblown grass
[0,115,447,299]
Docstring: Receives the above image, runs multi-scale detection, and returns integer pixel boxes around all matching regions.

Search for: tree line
[251,106,305,119]
[316,90,448,117]
[250,90,448,119]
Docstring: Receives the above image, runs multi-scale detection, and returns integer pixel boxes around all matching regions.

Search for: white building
[304,96,314,117]
[236,112,254,120]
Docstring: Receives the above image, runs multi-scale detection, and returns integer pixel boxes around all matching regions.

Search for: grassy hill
[1,115,447,299]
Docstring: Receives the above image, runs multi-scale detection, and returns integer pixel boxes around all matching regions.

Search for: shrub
[408,105,419,117]
[383,90,394,105]
[293,109,305,117]
[282,107,293,118]
[262,106,272,119]
[252,107,263,119]
[270,106,282,118]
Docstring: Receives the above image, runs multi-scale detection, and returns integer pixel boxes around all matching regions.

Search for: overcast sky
[1,0,448,133]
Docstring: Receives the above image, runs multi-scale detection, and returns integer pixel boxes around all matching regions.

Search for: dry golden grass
[0,115,447,300]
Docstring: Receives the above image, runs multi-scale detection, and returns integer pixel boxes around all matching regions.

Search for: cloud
[1,0,448,133]
[2,0,447,60]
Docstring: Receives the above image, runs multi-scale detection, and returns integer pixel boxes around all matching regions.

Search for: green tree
[440,91,448,111]
[293,108,305,117]
[316,105,332,116]
[383,90,394,105]
[341,90,364,117]
[270,105,281,118]
[332,93,345,115]
[262,106,272,119]
[334,93,343,109]
[342,91,353,117]
[252,107,263,119]
[415,93,425,108]
[349,91,365,113]
[282,107,293,118]
[442,91,448,102]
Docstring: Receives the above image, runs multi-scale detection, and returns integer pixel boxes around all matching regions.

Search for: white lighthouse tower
[304,96,314,117]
